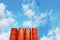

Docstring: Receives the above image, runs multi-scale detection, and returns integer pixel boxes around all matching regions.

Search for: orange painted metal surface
[10,28,38,40]
[25,28,31,40]
[32,28,38,40]
[10,28,17,40]
[17,28,24,40]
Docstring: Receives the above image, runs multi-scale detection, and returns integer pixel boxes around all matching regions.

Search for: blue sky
[0,0,60,40]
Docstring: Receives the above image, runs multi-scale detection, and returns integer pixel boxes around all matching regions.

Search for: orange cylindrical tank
[10,28,17,40]
[25,28,31,40]
[17,28,24,40]
[32,28,38,40]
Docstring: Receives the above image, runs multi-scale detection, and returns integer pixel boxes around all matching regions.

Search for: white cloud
[0,3,18,40]
[25,9,34,18]
[22,12,48,28]
[0,19,9,28]
[0,3,18,29]
[23,21,32,28]
[22,4,34,18]
[40,13,47,18]
[55,27,60,40]
[40,27,60,40]
[6,10,13,17]
[0,3,6,18]
[22,0,49,28]
[22,0,60,29]
[22,0,36,18]
[0,31,10,40]
[22,4,29,11]
[22,11,48,28]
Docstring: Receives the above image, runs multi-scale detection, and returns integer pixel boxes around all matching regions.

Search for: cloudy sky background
[0,0,60,40]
